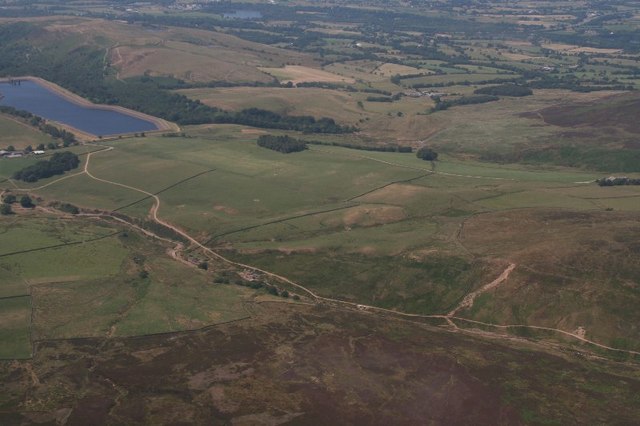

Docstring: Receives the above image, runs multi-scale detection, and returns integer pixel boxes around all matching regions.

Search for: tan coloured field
[542,43,622,55]
[259,65,356,84]
[178,86,439,142]
[323,61,387,83]
[502,52,542,61]
[112,45,273,82]
[42,18,316,83]
[374,63,422,76]
[178,86,363,123]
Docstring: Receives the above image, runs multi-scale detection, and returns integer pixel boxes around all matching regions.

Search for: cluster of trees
[257,135,308,153]
[0,194,34,215]
[366,93,403,103]
[12,151,80,182]
[597,177,640,186]
[217,108,354,133]
[474,84,533,97]
[48,201,80,214]
[430,95,499,112]
[225,276,295,299]
[40,124,76,145]
[416,147,438,161]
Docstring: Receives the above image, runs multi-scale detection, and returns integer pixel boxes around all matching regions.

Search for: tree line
[474,84,533,97]
[430,95,499,112]
[0,106,76,145]
[12,151,80,182]
[306,140,412,153]
[257,135,308,153]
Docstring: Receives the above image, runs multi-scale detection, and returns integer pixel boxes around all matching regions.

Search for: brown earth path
[448,263,517,317]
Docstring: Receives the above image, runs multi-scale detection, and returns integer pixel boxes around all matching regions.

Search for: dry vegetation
[258,65,356,84]
[44,18,317,83]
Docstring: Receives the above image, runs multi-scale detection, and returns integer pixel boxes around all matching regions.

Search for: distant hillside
[537,92,640,134]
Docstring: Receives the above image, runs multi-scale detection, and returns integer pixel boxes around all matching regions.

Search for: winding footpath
[7,145,637,358]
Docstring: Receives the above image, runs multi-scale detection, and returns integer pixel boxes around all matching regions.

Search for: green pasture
[32,254,252,339]
[0,115,53,150]
[0,218,126,298]
[0,127,635,327]
[0,216,255,354]
[402,73,519,86]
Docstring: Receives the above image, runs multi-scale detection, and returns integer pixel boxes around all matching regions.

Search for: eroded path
[448,263,516,317]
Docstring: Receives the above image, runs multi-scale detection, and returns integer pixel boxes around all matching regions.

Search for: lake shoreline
[0,76,180,139]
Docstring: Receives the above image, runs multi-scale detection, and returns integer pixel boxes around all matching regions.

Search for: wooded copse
[473,84,533,97]
[430,95,499,112]
[416,147,438,161]
[257,135,308,153]
[12,151,80,182]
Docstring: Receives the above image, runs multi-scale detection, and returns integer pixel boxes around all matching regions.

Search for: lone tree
[416,147,438,161]
[20,195,34,208]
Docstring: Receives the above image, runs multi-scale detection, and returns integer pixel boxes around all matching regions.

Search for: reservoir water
[0,80,160,136]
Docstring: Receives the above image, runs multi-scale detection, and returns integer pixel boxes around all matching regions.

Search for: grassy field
[178,86,364,124]
[178,86,438,142]
[258,65,355,84]
[0,217,127,358]
[0,115,53,150]
[1,128,636,350]
[0,215,260,356]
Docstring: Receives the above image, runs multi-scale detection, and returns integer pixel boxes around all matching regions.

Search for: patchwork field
[0,215,263,358]
[3,126,638,356]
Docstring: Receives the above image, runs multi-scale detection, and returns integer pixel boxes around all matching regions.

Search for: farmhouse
[5,152,24,159]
